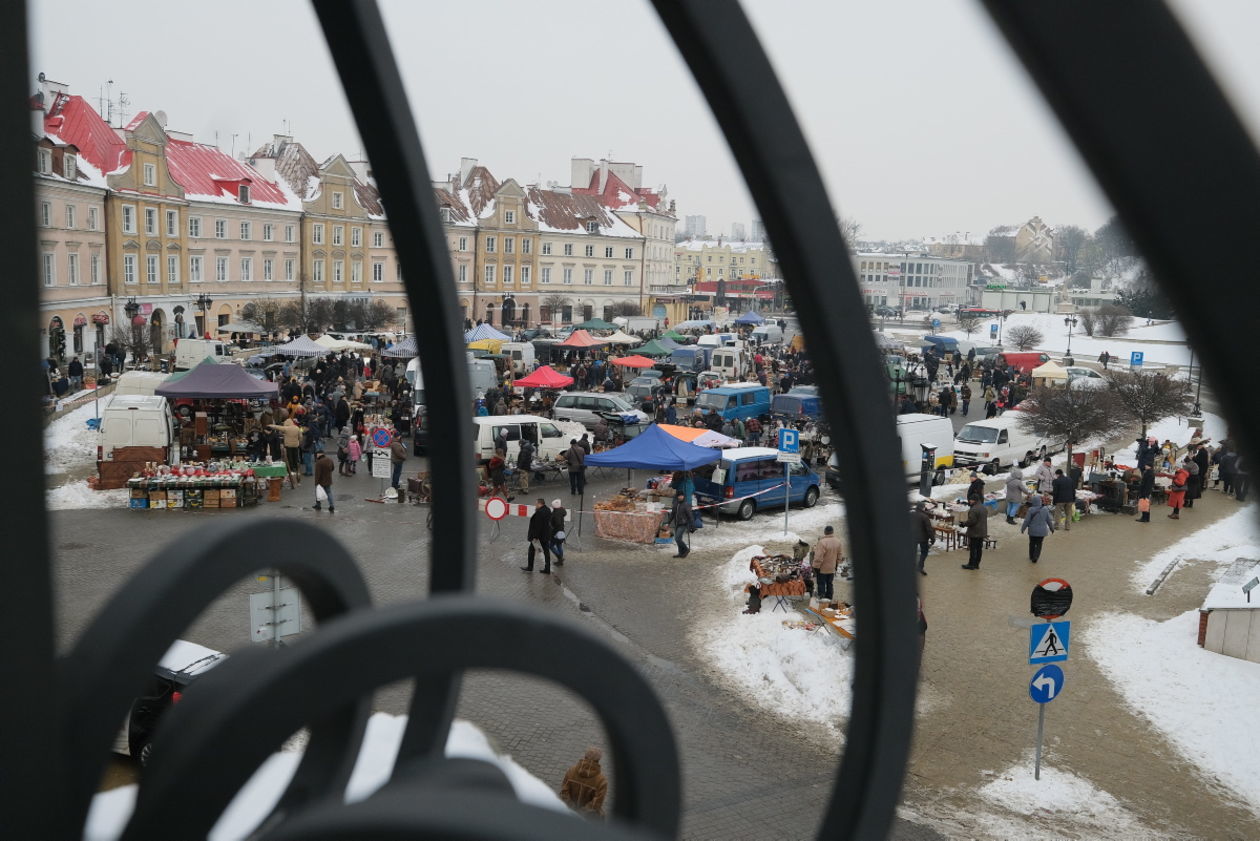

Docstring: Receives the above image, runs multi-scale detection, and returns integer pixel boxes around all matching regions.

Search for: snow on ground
[48,482,126,511]
[45,400,107,476]
[931,312,1193,367]
[84,713,566,841]
[1087,610,1260,818]
[1129,504,1260,593]
[692,545,853,739]
[696,495,846,550]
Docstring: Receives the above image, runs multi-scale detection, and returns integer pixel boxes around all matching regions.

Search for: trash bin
[267,476,283,502]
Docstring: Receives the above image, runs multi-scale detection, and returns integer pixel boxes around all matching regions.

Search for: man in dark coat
[516,439,535,493]
[961,497,989,570]
[312,450,335,514]
[1051,469,1077,531]
[334,395,351,435]
[967,472,986,505]
[911,501,935,576]
[1135,463,1156,522]
[521,499,553,574]
[670,491,694,558]
[1192,443,1210,505]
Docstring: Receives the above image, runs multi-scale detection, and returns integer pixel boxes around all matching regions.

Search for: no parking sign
[370,426,393,448]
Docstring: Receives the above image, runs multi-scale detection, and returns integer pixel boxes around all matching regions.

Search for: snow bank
[936,312,1193,367]
[697,496,846,549]
[85,714,566,840]
[1087,610,1260,816]
[45,400,107,476]
[692,545,854,739]
[47,482,126,511]
[1129,505,1260,593]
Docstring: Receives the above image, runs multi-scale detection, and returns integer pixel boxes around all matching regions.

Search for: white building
[684,214,706,238]
[853,252,974,311]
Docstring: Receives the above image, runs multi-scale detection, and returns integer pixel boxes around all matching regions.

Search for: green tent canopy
[575,318,618,331]
[162,356,218,383]
[663,329,691,342]
[636,339,673,357]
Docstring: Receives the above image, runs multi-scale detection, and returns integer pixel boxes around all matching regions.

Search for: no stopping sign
[484,497,509,520]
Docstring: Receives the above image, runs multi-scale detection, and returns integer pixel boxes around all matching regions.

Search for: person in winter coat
[812,525,844,598]
[1005,466,1027,524]
[347,434,362,475]
[961,497,989,570]
[910,501,935,576]
[516,439,535,493]
[312,450,335,514]
[389,436,407,490]
[960,383,972,416]
[1191,443,1210,506]
[670,491,694,558]
[1167,463,1190,519]
[967,472,986,505]
[300,421,319,476]
[270,417,304,484]
[1217,445,1239,496]
[565,439,586,495]
[1135,437,1159,470]
[1182,455,1201,509]
[1034,458,1055,494]
[1020,495,1056,563]
[558,747,608,818]
[1135,463,1156,523]
[1051,469,1077,531]
[521,499,553,573]
[550,499,567,564]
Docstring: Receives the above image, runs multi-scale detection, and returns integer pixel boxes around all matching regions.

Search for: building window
[351,227,361,247]
[505,209,515,224]
[625,247,634,259]
[584,269,594,285]
[262,258,273,281]
[143,163,156,186]
[263,223,274,241]
[188,216,201,238]
[521,266,531,285]
[561,243,572,256]
[541,242,552,255]
[484,265,496,286]
[312,224,324,245]
[216,256,228,282]
[624,270,633,286]
[144,208,157,236]
[87,207,99,231]
[240,221,251,240]
[332,191,344,210]
[42,253,55,286]
[189,255,203,283]
[121,205,136,234]
[215,219,227,238]
[284,259,294,281]
[146,255,159,284]
[562,268,573,285]
[603,269,613,286]
[40,202,51,227]
[333,260,343,283]
[522,238,532,255]
[541,267,551,284]
[240,257,252,281]
[504,237,514,254]
[238,184,251,203]
[63,204,77,229]
[123,254,137,284]
[604,246,613,259]
[584,245,594,257]
[373,262,384,282]
[313,259,324,283]
[503,265,513,285]
[90,253,101,285]
[37,149,51,173]
[351,261,362,284]
[485,236,496,254]
[63,154,76,179]
[586,221,598,233]
[374,231,386,248]
[332,226,343,246]
[285,225,296,243]
[166,255,178,285]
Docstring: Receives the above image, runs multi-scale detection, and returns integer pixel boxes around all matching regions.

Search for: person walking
[960,382,972,416]
[521,498,553,574]
[1182,454,1201,509]
[300,420,318,476]
[960,497,989,570]
[312,448,335,514]
[270,416,304,486]
[813,525,843,599]
[565,439,586,496]
[1167,462,1190,519]
[347,433,362,476]
[1135,462,1156,523]
[389,434,407,491]
[1034,457,1055,495]
[1051,468,1077,531]
[911,501,934,576]
[550,499,567,565]
[1004,466,1027,524]
[558,747,608,818]
[1020,495,1056,563]
[516,438,535,494]
[670,491,694,558]
[1192,441,1210,503]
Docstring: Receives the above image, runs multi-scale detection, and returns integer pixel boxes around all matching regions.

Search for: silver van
[552,392,648,430]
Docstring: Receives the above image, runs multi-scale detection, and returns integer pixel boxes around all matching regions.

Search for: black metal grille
[5,1,1255,838]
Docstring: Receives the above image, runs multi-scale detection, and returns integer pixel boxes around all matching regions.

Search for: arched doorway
[484,304,494,325]
[47,316,64,361]
[520,303,530,327]
[149,309,165,355]
[500,295,516,327]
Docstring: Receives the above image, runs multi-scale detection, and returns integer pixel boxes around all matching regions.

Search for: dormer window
[585,221,598,233]
[37,149,52,174]
[439,207,452,223]
[504,209,515,224]
[332,191,344,210]
[63,154,76,180]
[143,163,157,187]
[238,184,251,203]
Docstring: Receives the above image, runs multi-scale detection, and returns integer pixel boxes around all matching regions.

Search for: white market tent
[1031,360,1069,385]
[602,331,642,346]
[272,335,328,357]
[315,334,372,352]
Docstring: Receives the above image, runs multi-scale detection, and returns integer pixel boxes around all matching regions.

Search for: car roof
[474,415,555,424]
[562,392,628,399]
[720,446,785,461]
[158,639,227,681]
[704,383,766,393]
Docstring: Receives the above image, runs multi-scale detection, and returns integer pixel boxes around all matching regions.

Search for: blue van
[693,447,822,520]
[921,335,959,356]
[694,384,772,420]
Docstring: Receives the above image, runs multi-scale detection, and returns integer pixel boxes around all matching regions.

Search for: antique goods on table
[125,461,262,510]
[594,488,667,544]
[745,554,807,599]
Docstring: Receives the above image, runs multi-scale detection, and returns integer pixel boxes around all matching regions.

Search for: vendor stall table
[594,508,664,544]
[126,476,259,510]
[747,556,807,612]
[801,605,856,650]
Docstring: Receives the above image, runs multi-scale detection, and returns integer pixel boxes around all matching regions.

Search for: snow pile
[1087,610,1260,817]
[1129,505,1260,593]
[45,400,108,476]
[85,713,566,841]
[697,496,846,549]
[48,482,126,511]
[692,544,854,738]
[974,751,1158,839]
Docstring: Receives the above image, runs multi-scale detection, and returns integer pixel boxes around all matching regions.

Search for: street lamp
[195,293,214,338]
[1063,314,1078,362]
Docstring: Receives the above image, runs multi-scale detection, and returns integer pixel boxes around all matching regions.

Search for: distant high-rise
[731,222,746,241]
[684,215,707,238]
[750,219,765,242]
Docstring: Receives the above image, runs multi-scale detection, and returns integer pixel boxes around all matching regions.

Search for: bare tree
[1096,303,1133,337]
[1106,369,1191,438]
[1055,225,1089,273]
[108,324,151,369]
[1016,384,1122,465]
[838,215,861,250]
[362,299,396,331]
[1078,308,1097,337]
[239,297,284,333]
[1006,325,1044,351]
[331,299,353,331]
[541,294,569,323]
[957,310,981,337]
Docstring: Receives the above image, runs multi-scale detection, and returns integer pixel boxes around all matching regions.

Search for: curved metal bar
[124,596,681,840]
[311,0,474,767]
[649,2,919,838]
[59,520,373,839]
[978,0,1260,472]
[258,789,666,841]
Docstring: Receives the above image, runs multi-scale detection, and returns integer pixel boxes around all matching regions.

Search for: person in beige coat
[812,525,843,600]
[270,416,303,484]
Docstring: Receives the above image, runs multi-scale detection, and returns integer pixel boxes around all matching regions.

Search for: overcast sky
[29,0,1260,242]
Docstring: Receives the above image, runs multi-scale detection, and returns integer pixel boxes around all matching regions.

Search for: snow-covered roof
[165,137,301,211]
[1203,559,1260,611]
[525,186,642,238]
[35,130,108,188]
[676,239,768,253]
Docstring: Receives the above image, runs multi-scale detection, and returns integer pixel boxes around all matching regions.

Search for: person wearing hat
[910,501,935,576]
[558,747,608,818]
[670,491,694,558]
[550,499,567,565]
[521,498,553,574]
[967,472,986,505]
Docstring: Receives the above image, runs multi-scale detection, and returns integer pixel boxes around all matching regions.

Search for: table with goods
[593,486,678,544]
[125,460,265,510]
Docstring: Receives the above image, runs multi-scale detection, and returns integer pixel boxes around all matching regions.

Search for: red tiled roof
[572,167,661,209]
[462,165,499,217]
[434,186,473,224]
[165,138,294,207]
[42,93,127,173]
[525,186,636,236]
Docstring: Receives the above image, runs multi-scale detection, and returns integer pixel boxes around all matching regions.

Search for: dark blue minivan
[693,446,821,520]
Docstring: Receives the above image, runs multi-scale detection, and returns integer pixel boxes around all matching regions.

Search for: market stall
[315,334,372,352]
[514,365,574,389]
[465,323,511,342]
[657,424,740,448]
[125,460,263,510]
[602,331,641,346]
[273,335,329,357]
[610,355,656,369]
[155,362,279,462]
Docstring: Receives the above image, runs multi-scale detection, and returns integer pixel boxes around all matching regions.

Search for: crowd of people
[895,346,1033,419]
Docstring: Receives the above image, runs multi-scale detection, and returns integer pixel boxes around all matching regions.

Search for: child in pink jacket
[348,435,362,475]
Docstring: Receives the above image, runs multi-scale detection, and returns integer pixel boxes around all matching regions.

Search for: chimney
[346,159,371,183]
[250,155,277,180]
[38,73,69,109]
[570,157,594,189]
[598,158,609,193]
[459,156,478,185]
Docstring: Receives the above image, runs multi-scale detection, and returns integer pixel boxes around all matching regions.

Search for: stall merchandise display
[125,461,262,510]
[593,488,668,544]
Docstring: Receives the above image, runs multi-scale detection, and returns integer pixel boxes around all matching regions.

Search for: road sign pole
[783,462,790,536]
[271,570,282,649]
[1034,703,1046,780]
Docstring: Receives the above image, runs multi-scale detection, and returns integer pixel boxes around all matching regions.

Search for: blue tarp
[585,423,722,470]
[734,310,765,325]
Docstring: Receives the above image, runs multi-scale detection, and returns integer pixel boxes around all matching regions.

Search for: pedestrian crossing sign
[1029,620,1070,664]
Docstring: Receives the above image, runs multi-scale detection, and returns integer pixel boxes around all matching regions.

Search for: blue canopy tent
[734,310,765,325]
[382,336,418,358]
[585,423,722,471]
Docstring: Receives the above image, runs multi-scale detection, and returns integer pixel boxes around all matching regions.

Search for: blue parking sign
[1130,351,1144,368]
[777,428,799,454]
[990,324,998,336]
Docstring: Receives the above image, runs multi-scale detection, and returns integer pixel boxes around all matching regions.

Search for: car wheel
[738,499,755,521]
[933,467,947,486]
[988,458,1002,475]
[803,486,819,508]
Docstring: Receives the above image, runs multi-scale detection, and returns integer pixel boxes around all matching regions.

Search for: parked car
[694,447,822,520]
[873,305,900,318]
[114,639,227,766]
[1064,366,1107,389]
[553,392,649,429]
[626,376,663,402]
[953,410,1053,473]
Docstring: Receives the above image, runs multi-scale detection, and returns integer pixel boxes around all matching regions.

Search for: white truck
[174,338,230,371]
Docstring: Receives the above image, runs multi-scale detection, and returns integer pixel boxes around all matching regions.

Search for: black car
[873,305,900,318]
[115,640,227,766]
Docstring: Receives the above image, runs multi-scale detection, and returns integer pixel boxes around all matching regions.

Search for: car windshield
[696,393,729,410]
[604,396,633,411]
[957,424,1000,444]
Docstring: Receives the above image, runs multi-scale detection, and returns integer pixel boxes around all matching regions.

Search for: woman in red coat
[1167,465,1190,519]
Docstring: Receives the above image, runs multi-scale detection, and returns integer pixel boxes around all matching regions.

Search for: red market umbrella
[610,355,656,368]
[514,365,574,388]
[557,329,607,348]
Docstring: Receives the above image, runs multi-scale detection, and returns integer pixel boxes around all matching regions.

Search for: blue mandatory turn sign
[1029,664,1065,704]
[777,428,800,454]
[1130,351,1144,368]
[1029,620,1070,664]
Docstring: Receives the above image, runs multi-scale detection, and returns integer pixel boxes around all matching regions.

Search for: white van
[473,415,569,464]
[697,333,739,349]
[501,342,535,375]
[99,395,178,461]
[894,414,956,477]
[113,371,171,397]
[953,410,1053,473]
[750,324,784,345]
[709,347,747,381]
[175,338,230,371]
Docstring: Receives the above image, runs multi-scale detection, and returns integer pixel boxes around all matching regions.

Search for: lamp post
[122,298,140,369]
[1063,314,1078,364]
[195,293,214,339]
